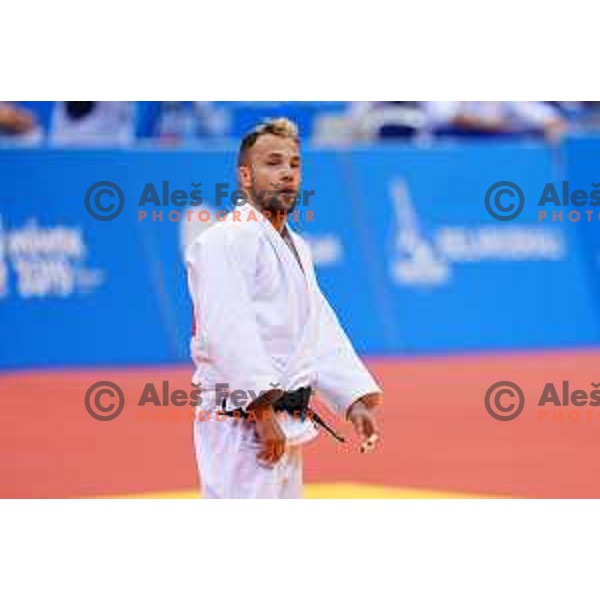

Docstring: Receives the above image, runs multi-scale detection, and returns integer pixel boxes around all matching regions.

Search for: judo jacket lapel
[254,212,317,388]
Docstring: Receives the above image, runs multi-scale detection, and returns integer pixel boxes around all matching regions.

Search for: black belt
[220,386,345,443]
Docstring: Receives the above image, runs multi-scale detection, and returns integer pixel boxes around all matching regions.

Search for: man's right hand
[245,388,286,466]
[252,405,286,466]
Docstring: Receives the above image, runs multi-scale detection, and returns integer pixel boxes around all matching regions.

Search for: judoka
[185,117,383,499]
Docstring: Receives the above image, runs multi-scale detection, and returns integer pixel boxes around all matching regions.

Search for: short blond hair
[238,117,300,166]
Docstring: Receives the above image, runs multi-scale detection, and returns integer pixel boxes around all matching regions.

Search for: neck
[270,211,288,234]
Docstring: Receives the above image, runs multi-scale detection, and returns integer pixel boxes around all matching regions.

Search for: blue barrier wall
[1,139,600,369]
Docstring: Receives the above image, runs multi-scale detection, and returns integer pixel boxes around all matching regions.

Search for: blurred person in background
[50,101,136,146]
[426,101,566,141]
[347,101,428,141]
[144,101,229,144]
[0,102,43,143]
[550,101,600,130]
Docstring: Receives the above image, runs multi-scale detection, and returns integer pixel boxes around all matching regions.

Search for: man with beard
[186,118,382,498]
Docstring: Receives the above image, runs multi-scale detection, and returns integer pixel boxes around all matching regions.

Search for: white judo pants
[193,412,303,499]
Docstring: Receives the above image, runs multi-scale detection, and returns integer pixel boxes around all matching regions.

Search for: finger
[360,433,380,453]
[257,453,276,468]
[359,417,372,439]
[353,415,366,438]
[370,415,380,438]
[362,415,377,438]
[363,412,380,437]
[274,439,286,463]
[257,443,276,466]
[263,437,283,464]
[270,440,285,464]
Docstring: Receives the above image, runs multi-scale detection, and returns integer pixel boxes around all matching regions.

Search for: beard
[249,184,299,215]
[266,190,298,215]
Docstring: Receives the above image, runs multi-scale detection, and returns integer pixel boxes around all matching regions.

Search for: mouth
[270,183,297,196]
[279,187,297,196]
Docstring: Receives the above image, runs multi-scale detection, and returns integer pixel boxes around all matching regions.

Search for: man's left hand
[346,393,382,452]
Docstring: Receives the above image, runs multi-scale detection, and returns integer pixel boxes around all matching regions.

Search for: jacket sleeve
[314,285,382,417]
[186,230,279,405]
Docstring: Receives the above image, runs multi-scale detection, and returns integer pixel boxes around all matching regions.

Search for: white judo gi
[185,203,381,498]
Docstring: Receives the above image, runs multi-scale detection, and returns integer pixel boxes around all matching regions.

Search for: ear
[238,164,252,189]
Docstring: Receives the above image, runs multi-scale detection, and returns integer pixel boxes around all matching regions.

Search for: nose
[280,166,293,182]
